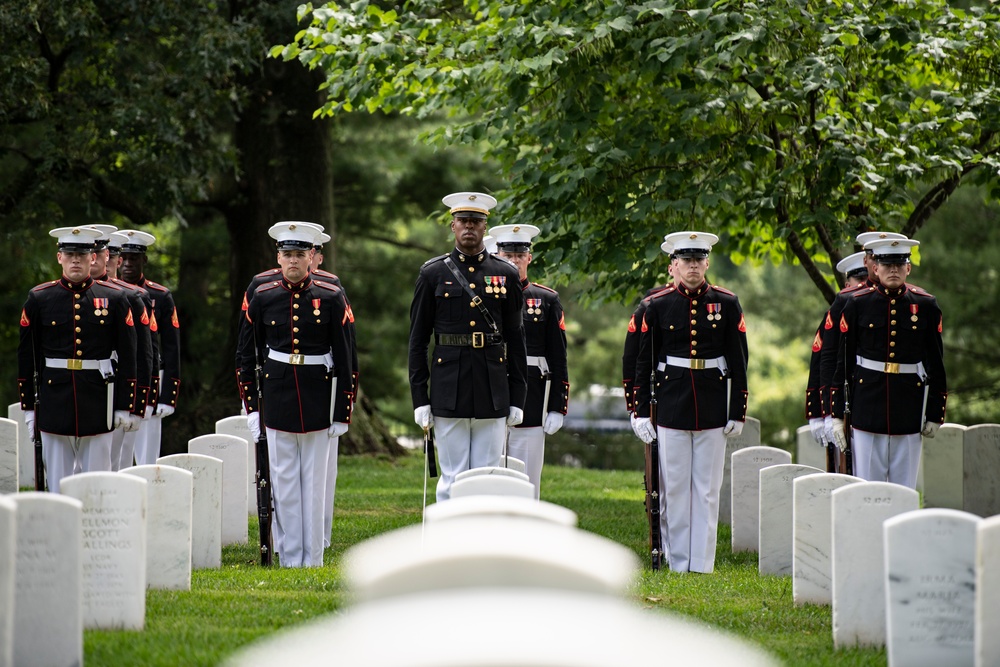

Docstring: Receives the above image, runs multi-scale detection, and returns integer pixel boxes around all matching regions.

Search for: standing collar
[451,246,488,265]
[282,275,312,291]
[60,276,94,291]
[677,281,708,298]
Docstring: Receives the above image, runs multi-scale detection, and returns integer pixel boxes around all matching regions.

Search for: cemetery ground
[80,453,884,667]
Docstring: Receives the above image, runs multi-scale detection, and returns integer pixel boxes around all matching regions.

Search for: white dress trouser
[110,427,125,472]
[506,426,545,499]
[266,427,329,568]
[322,436,340,548]
[851,430,921,488]
[133,413,161,465]
[42,431,113,494]
[657,426,727,573]
[433,417,506,502]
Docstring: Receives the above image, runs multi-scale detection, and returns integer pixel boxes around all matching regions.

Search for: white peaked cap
[835,251,868,277]
[268,221,323,249]
[442,192,498,218]
[490,224,539,251]
[663,231,719,257]
[856,230,906,247]
[49,226,103,250]
[116,229,157,253]
[865,237,919,262]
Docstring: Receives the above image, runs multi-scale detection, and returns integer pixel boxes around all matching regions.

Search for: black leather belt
[436,333,503,348]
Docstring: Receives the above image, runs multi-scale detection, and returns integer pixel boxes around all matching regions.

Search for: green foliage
[287,0,1000,301]
[79,453,885,666]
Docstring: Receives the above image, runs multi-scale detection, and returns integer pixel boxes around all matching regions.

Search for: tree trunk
[223,51,400,457]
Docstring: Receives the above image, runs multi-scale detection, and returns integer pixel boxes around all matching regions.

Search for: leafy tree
[285,0,1000,303]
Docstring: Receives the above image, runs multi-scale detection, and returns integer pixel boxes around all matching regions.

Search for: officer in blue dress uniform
[804,250,867,472]
[831,238,947,488]
[88,226,155,471]
[17,226,141,493]
[118,229,181,464]
[632,231,749,573]
[409,192,528,501]
[237,222,355,567]
[821,231,908,446]
[492,223,569,498]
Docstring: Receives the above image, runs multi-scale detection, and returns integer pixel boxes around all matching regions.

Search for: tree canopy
[285,0,1000,302]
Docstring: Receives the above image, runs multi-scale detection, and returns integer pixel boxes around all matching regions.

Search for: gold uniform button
[293,304,299,309]
[444,293,449,297]
[437,358,442,363]
[294,294,300,299]
[690,309,697,315]
[74,294,81,300]
[75,339,82,344]
[75,327,81,333]
[890,341,896,347]
[468,267,475,273]
[889,352,896,358]
[293,316,299,321]
[692,300,698,306]
[75,315,80,321]
[691,340,698,346]
[293,349,300,354]
[891,310,897,315]
[74,303,80,310]
[293,339,300,344]
[76,350,83,357]
[293,327,299,333]
[691,330,698,336]
[691,349,698,356]
[891,331,897,336]
[470,284,476,289]
[890,299,896,305]
[271,321,276,325]
[470,321,476,326]
[690,319,696,325]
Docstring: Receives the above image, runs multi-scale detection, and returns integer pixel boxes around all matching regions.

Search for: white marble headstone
[792,472,861,605]
[6,404,32,490]
[424,495,578,527]
[831,482,919,648]
[0,418,17,494]
[13,492,83,667]
[976,515,1000,667]
[884,508,979,667]
[795,424,828,471]
[61,472,147,630]
[731,446,791,552]
[0,497,14,667]
[922,423,965,510]
[189,434,248,546]
[215,415,257,515]
[718,416,761,525]
[758,464,822,576]
[455,466,531,483]
[222,588,781,667]
[157,453,223,569]
[499,455,527,474]
[963,424,1000,518]
[345,515,638,602]
[121,464,193,590]
[450,473,535,499]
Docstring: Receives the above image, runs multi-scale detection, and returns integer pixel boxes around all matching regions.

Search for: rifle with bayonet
[252,328,274,567]
[644,356,663,570]
[840,330,854,475]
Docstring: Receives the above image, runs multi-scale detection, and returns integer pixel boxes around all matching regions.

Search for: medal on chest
[910,303,919,322]
[313,298,321,316]
[526,298,541,315]
[93,297,109,316]
[706,303,721,321]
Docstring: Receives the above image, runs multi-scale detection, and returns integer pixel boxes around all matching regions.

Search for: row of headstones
[793,421,1000,518]
[2,406,257,541]
[224,472,781,667]
[0,452,230,667]
[726,445,1000,667]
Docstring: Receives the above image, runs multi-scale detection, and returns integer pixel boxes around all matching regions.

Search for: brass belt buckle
[883,362,900,374]
[472,332,485,348]
[690,358,705,370]
[288,354,305,365]
[66,359,84,371]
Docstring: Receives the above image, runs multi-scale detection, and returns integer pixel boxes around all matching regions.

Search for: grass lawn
[81,451,887,666]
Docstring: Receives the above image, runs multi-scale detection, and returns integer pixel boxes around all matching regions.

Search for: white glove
[328,422,349,438]
[809,417,826,445]
[155,404,175,418]
[543,412,564,435]
[723,420,744,437]
[414,405,433,429]
[507,407,524,426]
[126,414,141,432]
[113,410,133,431]
[143,404,155,419]
[824,415,835,444]
[921,421,940,438]
[247,412,262,441]
[830,417,847,452]
[24,410,35,435]
[632,417,656,444]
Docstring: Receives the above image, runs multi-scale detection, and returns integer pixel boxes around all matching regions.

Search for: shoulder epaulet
[906,283,934,297]
[840,283,867,294]
[710,284,736,296]
[313,269,339,280]
[421,254,448,268]
[255,282,282,294]
[530,282,558,294]
[31,280,60,292]
[94,279,123,291]
[314,280,341,293]
[648,286,676,302]
[143,279,169,293]
[851,286,878,298]
[254,268,281,279]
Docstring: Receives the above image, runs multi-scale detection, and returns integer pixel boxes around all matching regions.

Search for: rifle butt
[254,435,274,567]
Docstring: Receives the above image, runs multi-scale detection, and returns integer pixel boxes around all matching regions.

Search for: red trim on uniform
[125,309,134,326]
[20,309,29,326]
[171,307,180,328]
[150,312,159,333]
[141,307,149,326]
[627,315,636,333]
[938,315,942,333]
[641,315,648,333]
[738,313,747,333]
[812,331,822,353]
[558,312,566,331]
[824,311,833,330]
[839,314,848,333]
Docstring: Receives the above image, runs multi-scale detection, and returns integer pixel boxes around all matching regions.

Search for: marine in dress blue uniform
[17,227,141,493]
[804,251,868,472]
[409,192,528,501]
[119,229,181,464]
[830,238,947,488]
[237,222,355,567]
[492,223,569,498]
[632,232,749,573]
[89,227,156,471]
